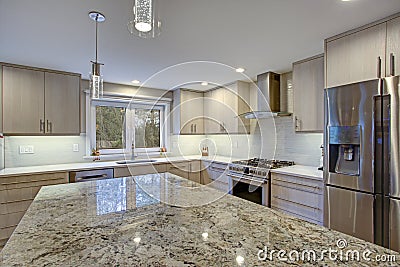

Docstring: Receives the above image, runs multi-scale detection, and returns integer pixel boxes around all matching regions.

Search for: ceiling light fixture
[201,81,208,86]
[88,11,106,99]
[131,80,141,84]
[127,0,161,38]
[235,67,245,73]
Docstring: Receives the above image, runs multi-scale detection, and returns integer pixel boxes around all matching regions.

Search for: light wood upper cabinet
[2,64,81,135]
[3,66,45,134]
[293,55,324,132]
[45,72,80,134]
[203,90,221,133]
[387,16,400,77]
[172,89,204,134]
[204,81,251,134]
[325,23,386,88]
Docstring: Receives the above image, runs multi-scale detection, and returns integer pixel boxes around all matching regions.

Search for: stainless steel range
[228,158,294,206]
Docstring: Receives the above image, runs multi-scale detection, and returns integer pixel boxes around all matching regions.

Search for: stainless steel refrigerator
[324,76,400,252]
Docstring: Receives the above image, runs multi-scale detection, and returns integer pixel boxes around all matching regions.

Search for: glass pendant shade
[90,61,103,99]
[128,0,161,38]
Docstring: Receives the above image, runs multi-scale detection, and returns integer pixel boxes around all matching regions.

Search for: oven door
[228,172,270,206]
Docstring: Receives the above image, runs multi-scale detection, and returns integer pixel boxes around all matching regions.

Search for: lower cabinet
[201,161,229,193]
[0,172,68,246]
[166,160,201,184]
[271,173,323,225]
[114,163,167,178]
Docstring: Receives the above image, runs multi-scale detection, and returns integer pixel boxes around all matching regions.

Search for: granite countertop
[0,155,234,178]
[1,173,397,266]
[271,165,323,181]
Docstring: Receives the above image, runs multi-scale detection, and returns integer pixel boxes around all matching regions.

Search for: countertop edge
[270,165,323,181]
[0,155,234,177]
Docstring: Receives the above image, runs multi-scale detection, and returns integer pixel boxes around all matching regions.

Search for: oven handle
[228,173,266,185]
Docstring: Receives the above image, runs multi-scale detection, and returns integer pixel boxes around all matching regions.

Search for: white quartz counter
[0,155,236,177]
[270,165,323,181]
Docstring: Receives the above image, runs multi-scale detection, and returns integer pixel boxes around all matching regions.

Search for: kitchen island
[0,173,398,266]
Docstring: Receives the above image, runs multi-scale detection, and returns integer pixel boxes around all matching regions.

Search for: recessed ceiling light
[235,67,245,73]
[201,81,208,86]
[131,80,140,84]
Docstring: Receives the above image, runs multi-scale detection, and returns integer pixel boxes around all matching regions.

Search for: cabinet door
[204,90,220,133]
[222,85,238,133]
[180,90,204,134]
[3,66,45,134]
[214,88,226,133]
[387,17,400,77]
[326,23,386,88]
[45,72,80,134]
[293,55,324,132]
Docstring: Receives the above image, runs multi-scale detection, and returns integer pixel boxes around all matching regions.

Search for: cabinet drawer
[0,199,32,215]
[0,225,17,244]
[271,183,323,222]
[114,164,166,178]
[0,172,68,186]
[0,211,25,229]
[274,207,322,225]
[271,173,323,195]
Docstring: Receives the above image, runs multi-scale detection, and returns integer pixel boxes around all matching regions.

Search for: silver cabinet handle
[194,124,197,133]
[40,119,45,133]
[377,56,382,78]
[190,124,194,133]
[46,120,53,133]
[390,53,395,76]
[272,195,320,210]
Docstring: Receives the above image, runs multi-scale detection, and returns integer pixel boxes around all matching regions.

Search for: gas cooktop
[231,158,295,169]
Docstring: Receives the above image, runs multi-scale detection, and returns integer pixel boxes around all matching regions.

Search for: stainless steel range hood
[241,72,292,119]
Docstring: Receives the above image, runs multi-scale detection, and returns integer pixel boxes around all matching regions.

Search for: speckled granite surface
[0,173,398,266]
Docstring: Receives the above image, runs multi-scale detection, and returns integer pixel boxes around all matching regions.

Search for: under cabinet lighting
[201,82,208,86]
[131,80,141,84]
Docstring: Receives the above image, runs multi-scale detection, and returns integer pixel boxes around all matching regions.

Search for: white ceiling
[1,0,399,91]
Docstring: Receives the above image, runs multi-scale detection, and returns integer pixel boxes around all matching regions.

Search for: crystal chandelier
[88,11,105,99]
[127,0,161,38]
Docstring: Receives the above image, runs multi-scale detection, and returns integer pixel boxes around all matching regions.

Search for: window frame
[88,96,169,156]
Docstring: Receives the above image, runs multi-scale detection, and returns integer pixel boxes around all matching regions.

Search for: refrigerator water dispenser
[328,126,361,176]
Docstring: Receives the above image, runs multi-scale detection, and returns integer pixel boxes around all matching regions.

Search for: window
[134,109,161,148]
[90,99,168,155]
[96,106,126,150]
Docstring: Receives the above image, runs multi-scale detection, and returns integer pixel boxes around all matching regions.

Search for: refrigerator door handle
[374,95,384,195]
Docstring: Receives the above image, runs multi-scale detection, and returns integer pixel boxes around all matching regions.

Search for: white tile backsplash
[4,135,86,168]
[2,117,322,168]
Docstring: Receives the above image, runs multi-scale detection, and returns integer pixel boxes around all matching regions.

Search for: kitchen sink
[116,159,157,165]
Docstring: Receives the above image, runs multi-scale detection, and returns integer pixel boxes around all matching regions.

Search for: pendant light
[127,0,161,38]
[88,11,105,99]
